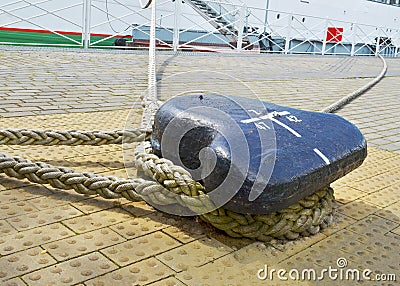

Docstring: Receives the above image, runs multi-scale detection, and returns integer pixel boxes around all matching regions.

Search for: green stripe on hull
[0,30,118,47]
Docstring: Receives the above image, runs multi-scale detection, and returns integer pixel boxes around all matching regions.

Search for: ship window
[302,17,306,22]
[277,14,280,19]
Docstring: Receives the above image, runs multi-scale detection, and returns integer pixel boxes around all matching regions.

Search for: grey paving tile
[1,111,36,117]
[33,110,68,115]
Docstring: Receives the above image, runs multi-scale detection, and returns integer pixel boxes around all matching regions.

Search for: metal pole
[321,18,328,56]
[148,0,157,101]
[375,35,381,56]
[284,14,292,54]
[350,22,357,56]
[83,0,91,49]
[173,0,181,52]
[236,5,246,51]
[263,0,269,33]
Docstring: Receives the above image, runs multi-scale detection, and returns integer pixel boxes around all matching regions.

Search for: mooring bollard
[151,94,367,215]
[0,94,369,241]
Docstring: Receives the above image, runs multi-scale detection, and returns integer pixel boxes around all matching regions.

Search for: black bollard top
[151,94,366,214]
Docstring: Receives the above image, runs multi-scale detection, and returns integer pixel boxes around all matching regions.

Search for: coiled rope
[0,55,387,241]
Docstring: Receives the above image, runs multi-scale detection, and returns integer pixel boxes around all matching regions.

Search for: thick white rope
[321,54,387,113]
[0,129,147,146]
[140,0,160,130]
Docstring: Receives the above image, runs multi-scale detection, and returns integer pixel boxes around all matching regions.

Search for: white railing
[243,5,399,57]
[0,0,399,57]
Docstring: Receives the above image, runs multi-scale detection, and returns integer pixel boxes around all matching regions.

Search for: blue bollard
[151,94,366,214]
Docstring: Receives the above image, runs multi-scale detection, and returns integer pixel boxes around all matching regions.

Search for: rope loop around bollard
[0,141,335,241]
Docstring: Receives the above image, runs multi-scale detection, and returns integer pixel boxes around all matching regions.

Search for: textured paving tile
[176,243,290,286]
[333,186,366,203]
[0,223,74,255]
[108,215,171,240]
[391,226,400,236]
[151,277,187,286]
[0,176,31,191]
[0,220,17,236]
[338,199,379,220]
[43,227,126,261]
[6,204,82,231]
[22,252,118,285]
[0,247,56,282]
[86,257,174,286]
[361,185,400,207]
[27,190,90,210]
[320,213,357,236]
[271,232,327,257]
[101,231,181,266]
[0,200,38,219]
[345,215,398,237]
[157,237,233,272]
[9,145,84,161]
[346,171,399,193]
[73,145,121,156]
[63,208,131,233]
[162,219,208,244]
[176,260,261,286]
[120,201,156,217]
[375,202,400,223]
[64,152,125,172]
[70,196,117,214]
[1,277,26,286]
[0,185,53,204]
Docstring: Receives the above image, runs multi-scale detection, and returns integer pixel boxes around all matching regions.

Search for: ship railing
[89,0,175,49]
[241,5,399,57]
[88,0,239,51]
[0,0,399,57]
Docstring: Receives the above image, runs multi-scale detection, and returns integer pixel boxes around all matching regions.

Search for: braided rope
[321,54,387,113]
[0,129,148,146]
[134,143,335,241]
[0,142,335,241]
